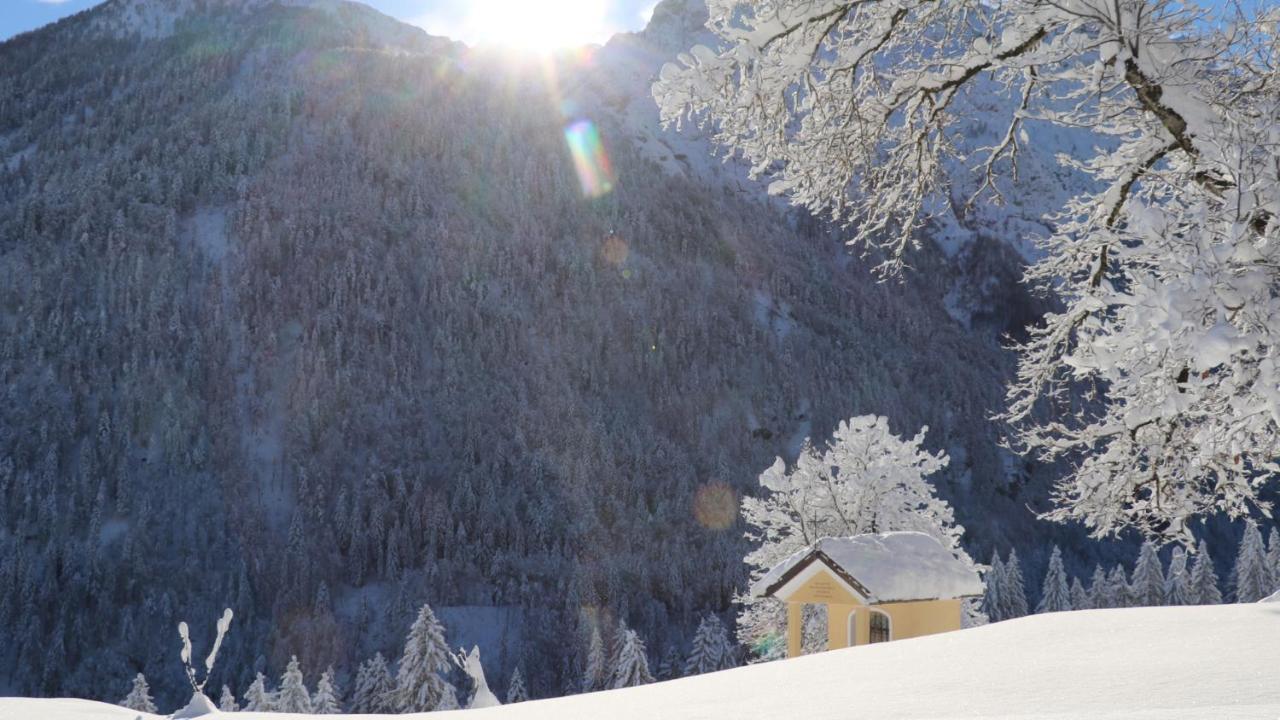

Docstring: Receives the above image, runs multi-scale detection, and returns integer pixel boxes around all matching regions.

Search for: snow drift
[4,603,1276,719]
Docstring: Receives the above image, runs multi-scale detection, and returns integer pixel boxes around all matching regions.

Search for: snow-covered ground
[5,603,1277,719]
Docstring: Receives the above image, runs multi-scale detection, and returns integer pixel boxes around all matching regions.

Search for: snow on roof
[749,531,983,603]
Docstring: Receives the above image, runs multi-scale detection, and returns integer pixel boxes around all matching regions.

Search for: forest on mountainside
[0,0,1262,707]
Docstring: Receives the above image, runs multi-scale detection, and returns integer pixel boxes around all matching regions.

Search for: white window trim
[868,608,892,643]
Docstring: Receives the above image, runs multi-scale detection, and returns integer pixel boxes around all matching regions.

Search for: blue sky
[0,0,660,45]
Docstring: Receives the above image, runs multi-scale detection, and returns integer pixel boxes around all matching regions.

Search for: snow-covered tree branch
[655,0,1280,542]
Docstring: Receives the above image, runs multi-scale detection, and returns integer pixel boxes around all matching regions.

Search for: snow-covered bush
[120,673,156,714]
[172,607,233,714]
[458,645,501,709]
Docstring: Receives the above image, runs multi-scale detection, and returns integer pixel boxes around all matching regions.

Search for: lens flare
[752,632,785,659]
[602,234,628,266]
[564,120,614,198]
[693,482,738,530]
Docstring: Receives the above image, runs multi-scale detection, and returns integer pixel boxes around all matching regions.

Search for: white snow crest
[750,531,984,602]
[6,604,1280,719]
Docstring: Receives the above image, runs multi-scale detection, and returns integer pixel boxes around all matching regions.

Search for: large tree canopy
[655,0,1280,542]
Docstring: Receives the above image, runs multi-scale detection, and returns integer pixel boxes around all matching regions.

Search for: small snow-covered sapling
[177,608,234,693]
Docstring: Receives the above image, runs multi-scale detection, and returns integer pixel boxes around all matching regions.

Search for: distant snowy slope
[90,0,449,48]
[7,604,1277,719]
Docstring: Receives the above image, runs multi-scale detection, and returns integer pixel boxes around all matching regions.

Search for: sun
[440,0,614,54]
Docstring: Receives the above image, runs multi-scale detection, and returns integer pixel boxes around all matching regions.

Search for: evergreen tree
[1165,547,1191,606]
[1000,549,1029,619]
[312,665,342,714]
[276,655,313,714]
[1100,563,1131,607]
[611,629,654,689]
[120,673,156,714]
[1086,565,1108,609]
[350,653,396,714]
[981,551,1005,622]
[656,644,683,681]
[243,672,274,712]
[582,624,607,692]
[1129,541,1166,607]
[218,685,239,712]
[506,666,529,704]
[1189,541,1223,605]
[684,614,736,676]
[1069,577,1090,611]
[1036,546,1071,613]
[1230,520,1271,603]
[350,656,374,713]
[396,603,459,712]
[1267,529,1280,595]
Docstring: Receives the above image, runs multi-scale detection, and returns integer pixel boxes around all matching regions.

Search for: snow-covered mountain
[5,603,1278,718]
[0,0,1246,708]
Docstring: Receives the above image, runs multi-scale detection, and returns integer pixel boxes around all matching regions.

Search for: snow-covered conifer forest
[1,0,1277,716]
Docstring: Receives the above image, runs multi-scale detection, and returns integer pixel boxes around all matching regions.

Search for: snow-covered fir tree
[684,614,736,676]
[582,624,607,692]
[1189,542,1223,605]
[217,685,238,713]
[243,673,274,712]
[1105,567,1131,609]
[655,0,1280,543]
[1267,530,1280,594]
[611,629,654,689]
[1087,566,1109,610]
[506,667,529,704]
[1036,547,1071,613]
[1230,521,1272,603]
[738,416,967,656]
[1129,542,1167,607]
[1000,550,1029,619]
[1165,547,1191,606]
[312,665,342,714]
[120,673,156,714]
[1069,578,1090,611]
[396,603,459,712]
[275,655,313,714]
[350,653,396,714]
[982,552,1006,623]
[656,645,683,681]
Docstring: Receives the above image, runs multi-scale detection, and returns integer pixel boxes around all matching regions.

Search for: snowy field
[6,603,1277,720]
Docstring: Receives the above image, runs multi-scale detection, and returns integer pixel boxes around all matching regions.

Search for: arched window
[846,609,857,647]
[869,610,891,643]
